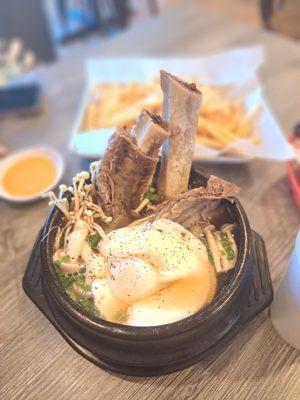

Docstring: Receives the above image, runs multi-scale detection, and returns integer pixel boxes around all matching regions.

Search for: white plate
[0,147,64,203]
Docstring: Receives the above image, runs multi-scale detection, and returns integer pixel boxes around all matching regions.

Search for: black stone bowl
[38,170,270,376]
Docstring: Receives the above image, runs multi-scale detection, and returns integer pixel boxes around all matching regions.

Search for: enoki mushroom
[202,224,237,273]
[45,171,113,254]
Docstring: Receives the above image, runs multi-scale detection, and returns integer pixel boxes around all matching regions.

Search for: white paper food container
[69,47,294,162]
[271,231,300,350]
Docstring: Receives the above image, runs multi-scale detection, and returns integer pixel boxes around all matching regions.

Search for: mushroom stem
[214,231,230,272]
[72,282,93,299]
[131,197,150,217]
[54,227,62,252]
[89,203,112,223]
[63,224,73,252]
[58,184,68,200]
[46,191,71,219]
[128,214,152,227]
[72,177,80,212]
[146,203,157,212]
[66,220,89,263]
[60,262,81,274]
[90,222,106,239]
[203,225,222,273]
[221,224,238,269]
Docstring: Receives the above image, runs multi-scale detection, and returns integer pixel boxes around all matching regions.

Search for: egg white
[108,256,160,303]
[92,219,216,326]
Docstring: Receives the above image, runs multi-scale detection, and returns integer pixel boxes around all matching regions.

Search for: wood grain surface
[1,1,300,399]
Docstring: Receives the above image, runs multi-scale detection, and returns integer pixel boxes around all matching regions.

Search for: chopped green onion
[145,185,159,202]
[83,284,92,292]
[88,234,101,248]
[147,193,158,202]
[199,235,214,265]
[219,232,235,261]
[56,270,72,288]
[54,255,70,269]
[65,286,77,301]
[77,298,97,315]
[54,259,61,268]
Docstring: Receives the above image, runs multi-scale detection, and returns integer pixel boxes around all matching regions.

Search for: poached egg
[91,219,216,325]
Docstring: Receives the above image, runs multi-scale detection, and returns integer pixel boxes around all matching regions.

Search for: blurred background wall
[0,0,299,75]
[0,0,55,62]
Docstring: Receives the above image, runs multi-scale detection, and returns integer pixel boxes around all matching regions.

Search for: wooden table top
[1,1,300,399]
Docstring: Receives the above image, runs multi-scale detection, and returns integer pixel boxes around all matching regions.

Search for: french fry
[247,134,261,145]
[79,78,260,155]
[196,134,224,150]
[198,117,238,145]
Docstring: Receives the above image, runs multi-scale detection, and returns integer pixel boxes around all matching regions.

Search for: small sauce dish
[0,147,64,203]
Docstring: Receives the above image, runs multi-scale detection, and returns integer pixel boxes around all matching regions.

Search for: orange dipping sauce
[2,156,57,197]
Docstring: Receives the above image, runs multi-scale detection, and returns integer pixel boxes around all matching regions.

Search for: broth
[3,156,57,197]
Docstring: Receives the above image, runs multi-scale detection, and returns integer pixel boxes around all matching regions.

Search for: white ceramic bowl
[0,147,64,203]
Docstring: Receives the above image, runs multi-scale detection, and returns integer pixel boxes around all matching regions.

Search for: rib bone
[150,175,239,229]
[91,111,169,229]
[158,70,202,200]
[133,110,169,157]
